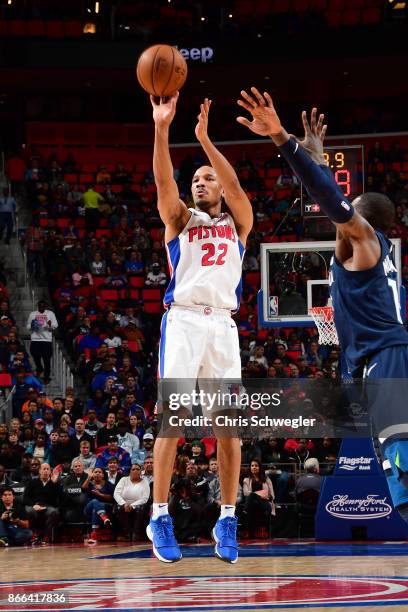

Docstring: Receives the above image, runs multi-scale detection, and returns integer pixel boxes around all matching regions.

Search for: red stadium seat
[8,20,27,36]
[28,20,46,37]
[245,272,261,288]
[271,0,291,12]
[64,173,78,183]
[99,218,108,228]
[95,229,112,238]
[328,0,343,8]
[64,21,83,38]
[294,0,311,11]
[129,276,145,288]
[46,21,65,38]
[142,288,161,301]
[100,289,119,301]
[310,0,327,9]
[129,289,140,300]
[39,218,48,227]
[79,173,94,184]
[326,10,342,25]
[127,340,140,352]
[361,7,381,23]
[0,373,12,387]
[342,9,361,25]
[143,301,162,314]
[56,218,69,228]
[74,218,85,228]
[92,276,107,289]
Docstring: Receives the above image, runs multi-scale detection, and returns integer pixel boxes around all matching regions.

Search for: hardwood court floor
[1,540,408,611]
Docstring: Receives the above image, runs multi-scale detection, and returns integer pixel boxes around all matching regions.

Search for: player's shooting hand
[195,98,212,143]
[150,92,179,129]
[296,108,327,165]
[236,88,282,136]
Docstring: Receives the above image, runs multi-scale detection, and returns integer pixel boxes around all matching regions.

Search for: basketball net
[310,300,339,346]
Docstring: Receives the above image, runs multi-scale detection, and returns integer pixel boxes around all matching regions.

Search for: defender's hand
[195,98,212,142]
[297,107,327,165]
[236,88,282,136]
[150,92,179,129]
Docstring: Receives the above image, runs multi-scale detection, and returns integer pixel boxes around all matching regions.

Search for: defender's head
[352,192,395,235]
[191,166,223,216]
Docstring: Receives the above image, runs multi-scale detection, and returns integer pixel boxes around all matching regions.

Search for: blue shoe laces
[154,517,177,545]
[219,516,238,540]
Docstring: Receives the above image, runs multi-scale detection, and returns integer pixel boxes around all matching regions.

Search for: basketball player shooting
[147,93,253,563]
[236,86,408,525]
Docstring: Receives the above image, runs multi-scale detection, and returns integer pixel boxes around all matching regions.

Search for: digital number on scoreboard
[301,145,364,218]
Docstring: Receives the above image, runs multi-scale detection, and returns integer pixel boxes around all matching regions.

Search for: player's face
[191,166,223,210]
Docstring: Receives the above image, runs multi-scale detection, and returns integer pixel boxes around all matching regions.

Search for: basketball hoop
[310,305,339,345]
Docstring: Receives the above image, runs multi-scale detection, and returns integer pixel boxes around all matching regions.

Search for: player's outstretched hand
[195,98,212,143]
[150,92,179,128]
[297,108,327,164]
[236,88,282,136]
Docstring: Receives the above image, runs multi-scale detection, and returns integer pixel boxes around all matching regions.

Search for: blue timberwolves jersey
[330,231,408,377]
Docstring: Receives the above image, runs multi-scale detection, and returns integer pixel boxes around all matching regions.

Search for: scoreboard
[301,145,365,218]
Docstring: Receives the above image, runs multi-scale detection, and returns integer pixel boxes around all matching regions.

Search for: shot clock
[301,145,365,218]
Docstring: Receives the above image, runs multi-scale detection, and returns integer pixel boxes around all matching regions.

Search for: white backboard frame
[259,239,402,327]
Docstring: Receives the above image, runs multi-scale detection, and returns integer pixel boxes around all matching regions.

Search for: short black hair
[353,192,395,234]
[0,486,13,495]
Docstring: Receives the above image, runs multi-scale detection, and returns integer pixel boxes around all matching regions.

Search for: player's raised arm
[151,93,190,235]
[195,98,253,243]
[236,88,377,248]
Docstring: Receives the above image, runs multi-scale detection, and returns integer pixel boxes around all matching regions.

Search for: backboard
[259,239,403,328]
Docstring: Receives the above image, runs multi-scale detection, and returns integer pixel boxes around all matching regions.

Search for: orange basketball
[136,44,188,97]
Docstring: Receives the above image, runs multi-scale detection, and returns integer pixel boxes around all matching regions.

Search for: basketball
[136,44,188,97]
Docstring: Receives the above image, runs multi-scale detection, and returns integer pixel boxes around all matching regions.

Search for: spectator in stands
[132,432,154,465]
[51,431,76,465]
[59,414,75,438]
[26,301,58,384]
[43,409,55,436]
[124,250,144,274]
[315,437,339,472]
[83,466,113,544]
[96,166,111,184]
[113,163,131,184]
[72,265,93,288]
[12,452,32,483]
[26,433,50,464]
[129,415,144,443]
[82,185,104,232]
[22,224,44,281]
[0,464,14,487]
[113,463,150,541]
[72,419,94,454]
[145,262,166,287]
[104,266,127,289]
[0,188,16,245]
[249,345,268,370]
[96,435,131,474]
[241,437,262,464]
[142,455,154,485]
[61,459,88,523]
[98,413,118,449]
[72,440,97,474]
[90,252,107,276]
[169,477,202,543]
[242,459,275,538]
[84,408,104,443]
[23,462,60,544]
[0,487,33,547]
[116,420,139,457]
[286,438,311,471]
[0,440,21,471]
[294,458,322,497]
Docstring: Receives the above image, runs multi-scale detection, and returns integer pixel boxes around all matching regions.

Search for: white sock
[220,504,235,519]
[152,502,169,520]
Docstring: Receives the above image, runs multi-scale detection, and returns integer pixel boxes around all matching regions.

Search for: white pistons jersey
[163,209,245,312]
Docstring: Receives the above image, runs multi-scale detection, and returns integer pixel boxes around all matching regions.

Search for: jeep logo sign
[176,47,214,63]
[325,494,392,520]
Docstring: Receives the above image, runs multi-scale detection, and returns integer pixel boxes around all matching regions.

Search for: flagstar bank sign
[2,576,408,610]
